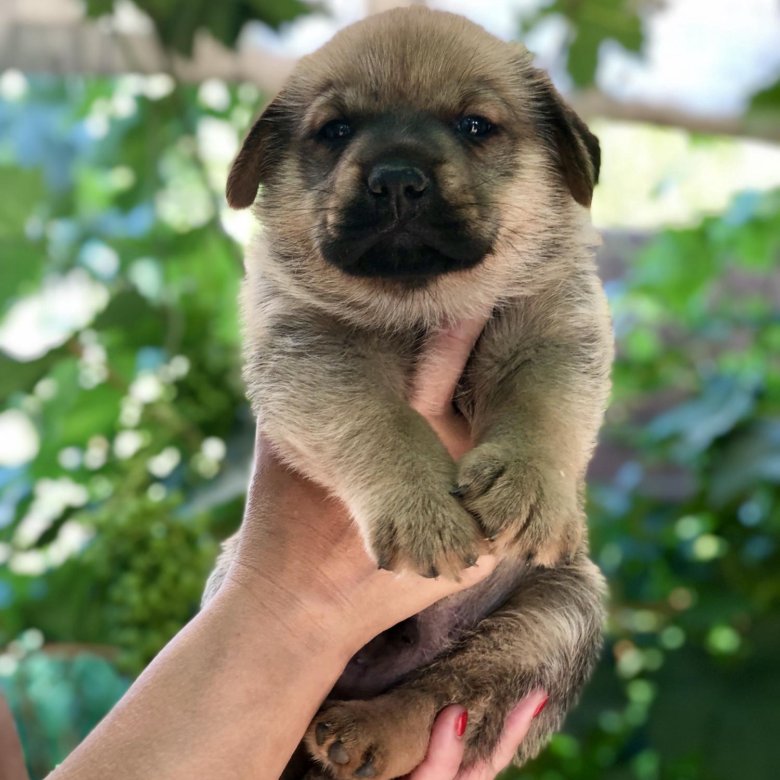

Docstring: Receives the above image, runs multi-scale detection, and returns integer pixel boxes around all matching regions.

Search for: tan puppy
[204,7,612,779]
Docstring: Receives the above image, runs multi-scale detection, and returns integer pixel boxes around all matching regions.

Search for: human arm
[47,456,496,780]
[48,318,498,780]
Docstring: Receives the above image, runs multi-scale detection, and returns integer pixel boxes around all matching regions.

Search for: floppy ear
[226,96,290,209]
[532,72,600,207]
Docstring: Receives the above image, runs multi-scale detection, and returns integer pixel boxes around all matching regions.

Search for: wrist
[207,563,367,667]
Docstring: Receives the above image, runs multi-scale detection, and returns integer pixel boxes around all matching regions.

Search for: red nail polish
[455,710,469,737]
[533,697,549,719]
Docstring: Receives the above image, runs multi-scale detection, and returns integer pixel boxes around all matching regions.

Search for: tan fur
[205,7,613,778]
[305,554,605,778]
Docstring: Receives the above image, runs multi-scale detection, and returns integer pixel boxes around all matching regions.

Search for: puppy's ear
[532,72,600,207]
[226,95,290,209]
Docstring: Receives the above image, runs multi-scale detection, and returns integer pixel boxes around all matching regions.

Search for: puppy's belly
[332,560,526,699]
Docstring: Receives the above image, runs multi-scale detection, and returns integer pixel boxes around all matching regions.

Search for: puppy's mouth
[320,217,493,285]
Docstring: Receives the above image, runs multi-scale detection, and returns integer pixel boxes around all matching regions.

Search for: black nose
[367,162,429,217]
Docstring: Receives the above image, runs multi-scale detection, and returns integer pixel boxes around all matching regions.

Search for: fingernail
[532,696,549,719]
[455,710,469,738]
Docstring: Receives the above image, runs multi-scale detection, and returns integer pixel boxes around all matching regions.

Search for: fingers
[408,705,468,780]
[482,691,548,774]
[409,316,487,460]
[375,554,498,622]
[410,317,488,418]
[407,690,547,780]
[457,691,548,780]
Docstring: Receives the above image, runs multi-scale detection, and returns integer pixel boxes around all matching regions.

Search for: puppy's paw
[455,442,583,566]
[367,489,485,579]
[306,696,432,780]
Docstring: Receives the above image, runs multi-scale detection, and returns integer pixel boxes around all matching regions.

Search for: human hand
[219,316,493,655]
[408,692,548,780]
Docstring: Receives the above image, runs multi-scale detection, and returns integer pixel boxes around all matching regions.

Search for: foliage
[750,78,780,113]
[84,0,313,55]
[749,77,780,139]
[510,188,780,780]
[83,0,647,88]
[1,632,129,780]
[0,74,257,775]
[521,0,644,87]
[0,75,253,677]
[1,69,779,780]
[80,0,780,111]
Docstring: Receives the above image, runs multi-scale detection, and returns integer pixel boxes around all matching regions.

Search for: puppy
[204,7,612,779]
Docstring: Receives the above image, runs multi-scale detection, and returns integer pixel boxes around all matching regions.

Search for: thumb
[407,705,468,780]
[457,691,548,780]
[410,317,489,417]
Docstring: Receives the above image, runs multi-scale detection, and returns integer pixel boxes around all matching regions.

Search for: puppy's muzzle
[367,161,430,222]
[319,133,495,283]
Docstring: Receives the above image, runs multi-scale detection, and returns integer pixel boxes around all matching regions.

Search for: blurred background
[1,0,779,777]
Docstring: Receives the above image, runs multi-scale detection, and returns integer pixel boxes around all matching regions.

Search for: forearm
[48,586,355,780]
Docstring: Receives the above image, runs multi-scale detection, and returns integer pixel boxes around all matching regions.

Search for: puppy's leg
[457,274,613,565]
[247,316,484,579]
[306,553,605,779]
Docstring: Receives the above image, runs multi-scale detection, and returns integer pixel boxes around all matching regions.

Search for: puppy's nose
[367,162,429,218]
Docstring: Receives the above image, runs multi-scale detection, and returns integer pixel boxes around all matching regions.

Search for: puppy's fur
[204,8,612,779]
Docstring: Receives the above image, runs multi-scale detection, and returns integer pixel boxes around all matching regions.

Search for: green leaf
[543,0,645,87]
[58,383,125,446]
[85,0,315,56]
[0,238,48,316]
[750,78,780,113]
[92,289,166,346]
[647,375,758,455]
[0,166,48,313]
[710,420,780,505]
[568,28,602,88]
[0,350,64,404]
[0,166,45,238]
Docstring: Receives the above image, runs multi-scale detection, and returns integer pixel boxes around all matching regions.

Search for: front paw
[365,487,486,580]
[455,442,583,565]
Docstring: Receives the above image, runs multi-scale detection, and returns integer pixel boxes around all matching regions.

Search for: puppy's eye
[456,115,494,139]
[318,119,353,142]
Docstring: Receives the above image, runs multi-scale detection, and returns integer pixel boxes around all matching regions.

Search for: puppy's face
[300,95,502,285]
[229,9,600,315]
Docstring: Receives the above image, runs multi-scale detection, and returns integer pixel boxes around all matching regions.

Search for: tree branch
[571,90,780,144]
[2,6,777,144]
